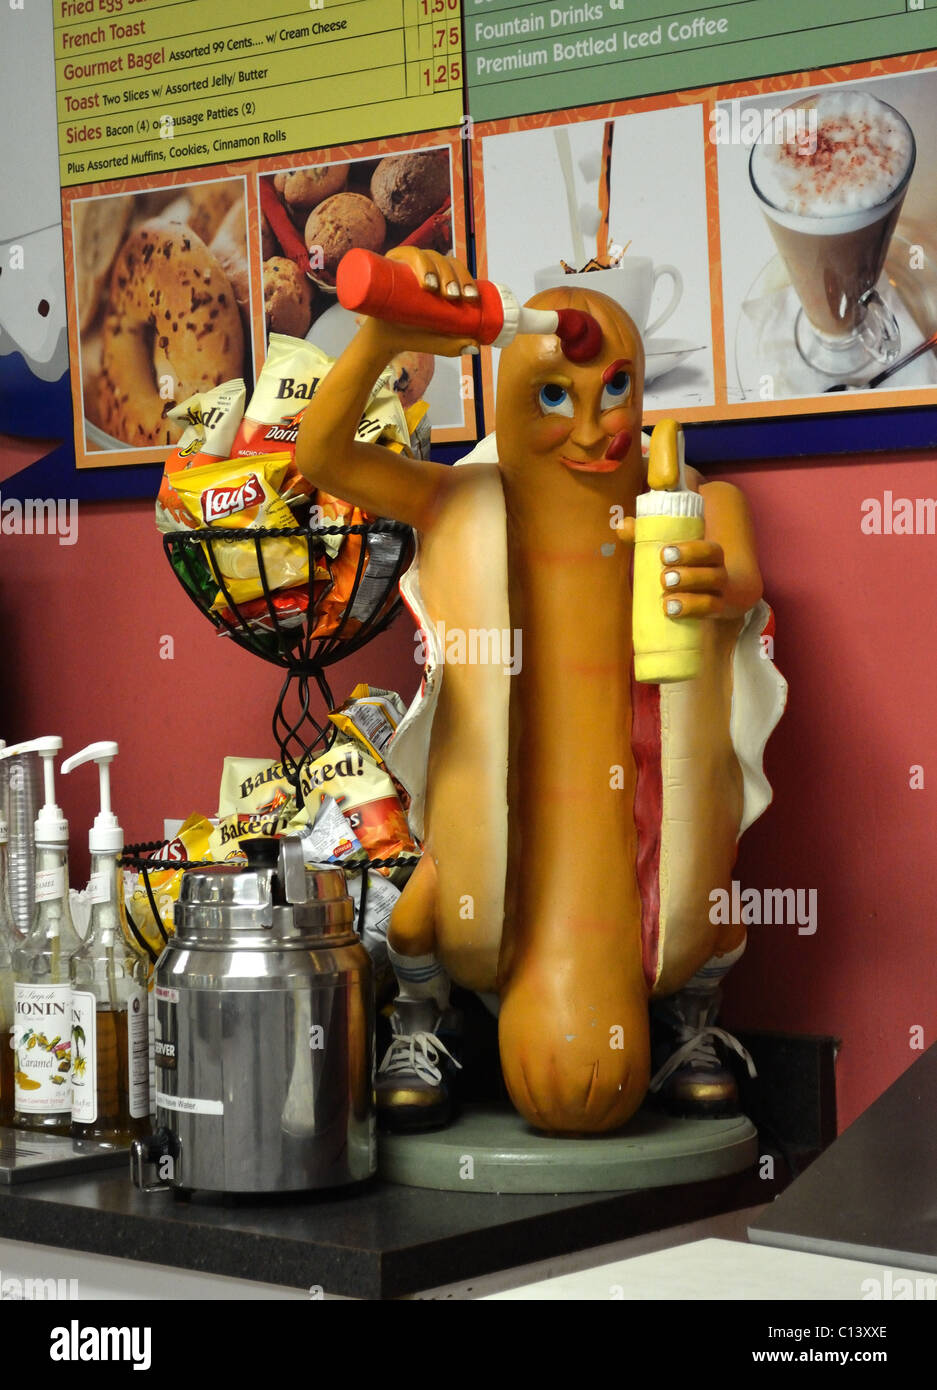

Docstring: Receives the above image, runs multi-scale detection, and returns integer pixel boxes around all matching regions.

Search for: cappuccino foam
[751,91,913,228]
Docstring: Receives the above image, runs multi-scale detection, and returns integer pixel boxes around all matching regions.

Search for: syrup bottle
[1,738,81,1134]
[63,742,151,1146]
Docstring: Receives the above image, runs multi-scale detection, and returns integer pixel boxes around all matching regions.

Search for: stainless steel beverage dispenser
[131,837,375,1194]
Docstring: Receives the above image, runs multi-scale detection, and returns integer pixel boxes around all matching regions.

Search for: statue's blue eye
[538,383,573,416]
[601,372,631,410]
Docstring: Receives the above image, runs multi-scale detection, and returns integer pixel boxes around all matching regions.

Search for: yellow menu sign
[54,0,463,187]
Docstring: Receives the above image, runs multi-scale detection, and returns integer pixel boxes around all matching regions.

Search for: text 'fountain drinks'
[750,89,916,376]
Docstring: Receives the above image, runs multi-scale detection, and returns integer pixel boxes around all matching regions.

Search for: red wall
[715,450,937,1133]
[0,493,422,844]
[2,444,935,1131]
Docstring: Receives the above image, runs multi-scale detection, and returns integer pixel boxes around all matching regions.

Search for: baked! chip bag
[287,741,419,868]
[218,755,296,819]
[229,334,410,504]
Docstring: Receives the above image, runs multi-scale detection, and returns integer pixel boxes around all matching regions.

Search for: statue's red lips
[561,455,623,473]
[560,425,631,472]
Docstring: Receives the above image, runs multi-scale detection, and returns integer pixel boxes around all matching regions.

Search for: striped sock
[683,937,747,992]
[388,945,450,1011]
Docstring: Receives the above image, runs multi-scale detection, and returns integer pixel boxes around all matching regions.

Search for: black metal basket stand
[163,519,414,804]
[128,516,420,952]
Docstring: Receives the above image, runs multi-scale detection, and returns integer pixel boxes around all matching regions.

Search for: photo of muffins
[370,149,451,231]
[258,145,454,343]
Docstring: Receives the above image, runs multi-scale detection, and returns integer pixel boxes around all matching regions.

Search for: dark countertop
[2,1025,830,1299]
[0,1160,769,1299]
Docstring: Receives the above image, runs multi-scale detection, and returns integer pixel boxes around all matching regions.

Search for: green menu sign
[465,0,937,120]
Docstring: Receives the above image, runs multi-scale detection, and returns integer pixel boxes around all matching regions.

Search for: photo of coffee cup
[749,91,916,376]
[533,257,683,342]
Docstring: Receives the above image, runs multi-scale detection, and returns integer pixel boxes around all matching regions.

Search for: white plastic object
[493,286,559,349]
[0,736,66,845]
[61,741,123,855]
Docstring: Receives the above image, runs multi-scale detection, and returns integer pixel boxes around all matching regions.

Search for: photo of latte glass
[749,91,915,376]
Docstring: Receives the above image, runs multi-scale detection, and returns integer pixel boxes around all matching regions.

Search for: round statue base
[378,1104,758,1194]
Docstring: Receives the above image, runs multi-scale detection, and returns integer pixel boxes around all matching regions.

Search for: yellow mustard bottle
[633,420,704,683]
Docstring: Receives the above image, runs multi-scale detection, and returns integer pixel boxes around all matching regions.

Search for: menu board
[61,126,470,467]
[49,1,471,467]
[55,0,463,188]
[471,41,937,433]
[465,1,937,121]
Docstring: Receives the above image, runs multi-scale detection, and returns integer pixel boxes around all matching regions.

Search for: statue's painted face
[496,287,645,488]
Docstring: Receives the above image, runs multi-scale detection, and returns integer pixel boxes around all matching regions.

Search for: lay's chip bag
[125,813,214,955]
[156,379,247,533]
[167,452,325,611]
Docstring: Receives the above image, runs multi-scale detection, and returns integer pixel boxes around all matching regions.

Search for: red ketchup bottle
[336,249,602,360]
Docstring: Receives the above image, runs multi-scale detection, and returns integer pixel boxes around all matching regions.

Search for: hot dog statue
[295,249,786,1134]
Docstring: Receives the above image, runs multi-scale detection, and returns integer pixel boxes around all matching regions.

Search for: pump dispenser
[632,420,705,684]
[62,742,151,1145]
[0,757,19,1124]
[0,738,80,1133]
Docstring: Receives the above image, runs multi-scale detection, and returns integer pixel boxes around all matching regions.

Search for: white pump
[0,737,66,846]
[61,742,122,855]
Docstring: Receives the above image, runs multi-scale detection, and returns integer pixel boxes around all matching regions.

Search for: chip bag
[215,585,317,638]
[156,380,247,533]
[218,755,296,817]
[287,741,419,870]
[207,808,295,862]
[125,813,214,954]
[230,334,410,500]
[329,684,407,765]
[167,452,325,611]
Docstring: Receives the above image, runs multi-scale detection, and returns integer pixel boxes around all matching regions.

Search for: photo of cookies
[71,177,254,451]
